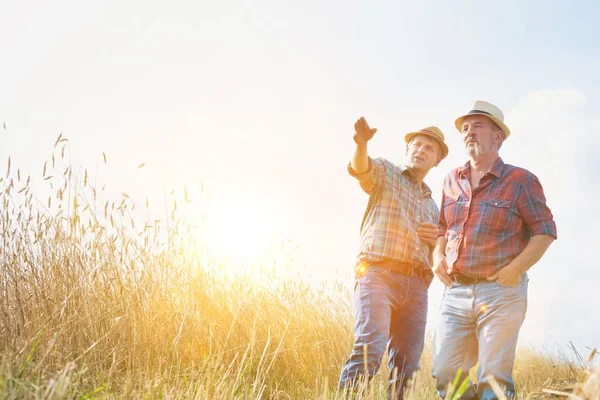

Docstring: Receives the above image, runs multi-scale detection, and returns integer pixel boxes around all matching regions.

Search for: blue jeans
[339,266,428,399]
[432,277,528,400]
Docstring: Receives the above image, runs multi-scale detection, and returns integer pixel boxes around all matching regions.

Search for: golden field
[0,139,597,399]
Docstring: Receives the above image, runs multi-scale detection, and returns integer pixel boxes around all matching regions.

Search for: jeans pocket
[355,266,389,290]
[494,277,527,297]
[494,279,519,289]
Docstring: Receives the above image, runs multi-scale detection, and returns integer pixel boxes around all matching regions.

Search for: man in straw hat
[338,117,449,399]
[432,100,557,399]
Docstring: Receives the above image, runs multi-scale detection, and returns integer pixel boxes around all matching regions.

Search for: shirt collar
[488,157,505,178]
[458,157,506,179]
[458,161,470,178]
[400,165,433,197]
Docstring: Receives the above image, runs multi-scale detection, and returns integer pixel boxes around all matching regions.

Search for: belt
[451,272,487,285]
[367,260,432,280]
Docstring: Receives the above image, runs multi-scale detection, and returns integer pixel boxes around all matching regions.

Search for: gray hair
[490,120,505,150]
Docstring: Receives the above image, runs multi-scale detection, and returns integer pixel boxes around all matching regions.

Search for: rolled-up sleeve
[517,174,558,239]
[437,190,448,238]
[347,157,385,195]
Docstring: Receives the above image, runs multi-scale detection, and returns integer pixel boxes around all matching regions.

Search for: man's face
[405,134,442,172]
[460,115,503,158]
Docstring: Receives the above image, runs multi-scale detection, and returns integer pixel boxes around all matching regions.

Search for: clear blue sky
[1,0,599,357]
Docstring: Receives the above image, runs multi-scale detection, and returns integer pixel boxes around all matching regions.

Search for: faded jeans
[432,276,528,400]
[339,266,428,399]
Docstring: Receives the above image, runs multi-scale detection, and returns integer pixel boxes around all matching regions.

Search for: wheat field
[0,138,597,399]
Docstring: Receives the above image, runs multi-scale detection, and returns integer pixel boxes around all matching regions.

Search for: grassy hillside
[0,141,597,399]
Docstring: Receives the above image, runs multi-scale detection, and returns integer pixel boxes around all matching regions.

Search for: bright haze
[1,0,598,357]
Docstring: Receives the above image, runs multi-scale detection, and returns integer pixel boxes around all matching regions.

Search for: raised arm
[351,117,377,174]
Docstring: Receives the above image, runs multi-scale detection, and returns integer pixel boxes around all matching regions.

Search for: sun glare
[201,196,280,264]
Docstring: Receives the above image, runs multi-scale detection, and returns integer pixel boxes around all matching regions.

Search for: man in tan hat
[338,117,448,399]
[431,101,557,399]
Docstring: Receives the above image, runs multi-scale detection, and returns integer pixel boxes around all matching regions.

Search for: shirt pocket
[443,195,467,223]
[443,195,459,214]
[481,198,511,208]
[444,196,458,206]
[480,198,515,231]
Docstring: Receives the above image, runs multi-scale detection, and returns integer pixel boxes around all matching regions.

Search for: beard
[466,142,487,158]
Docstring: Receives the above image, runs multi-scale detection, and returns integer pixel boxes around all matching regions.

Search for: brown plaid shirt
[349,157,439,270]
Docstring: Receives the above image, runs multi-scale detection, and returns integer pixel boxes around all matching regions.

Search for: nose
[463,126,476,139]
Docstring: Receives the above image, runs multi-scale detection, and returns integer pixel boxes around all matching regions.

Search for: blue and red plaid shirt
[349,157,439,270]
[438,157,557,278]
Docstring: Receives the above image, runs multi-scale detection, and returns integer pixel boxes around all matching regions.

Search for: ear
[433,143,443,167]
[405,142,410,156]
[494,130,505,144]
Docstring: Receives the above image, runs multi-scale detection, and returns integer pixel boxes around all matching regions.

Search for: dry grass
[0,136,597,399]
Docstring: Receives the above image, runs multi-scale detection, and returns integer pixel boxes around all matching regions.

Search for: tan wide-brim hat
[404,126,449,160]
[454,100,511,139]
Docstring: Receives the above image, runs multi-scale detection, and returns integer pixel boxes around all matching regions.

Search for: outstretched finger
[358,117,367,129]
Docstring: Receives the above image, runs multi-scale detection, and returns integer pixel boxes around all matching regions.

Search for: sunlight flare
[200,194,280,263]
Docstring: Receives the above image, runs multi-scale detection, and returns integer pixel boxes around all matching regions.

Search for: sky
[1,0,599,359]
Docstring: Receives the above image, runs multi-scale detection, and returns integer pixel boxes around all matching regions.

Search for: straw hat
[404,126,449,160]
[454,100,511,139]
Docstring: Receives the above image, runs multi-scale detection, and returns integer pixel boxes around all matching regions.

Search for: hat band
[468,109,492,116]
[420,128,441,139]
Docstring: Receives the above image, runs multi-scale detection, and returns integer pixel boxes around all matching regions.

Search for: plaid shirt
[349,157,439,269]
[438,157,557,278]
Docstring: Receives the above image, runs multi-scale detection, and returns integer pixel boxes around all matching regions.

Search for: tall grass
[0,137,597,399]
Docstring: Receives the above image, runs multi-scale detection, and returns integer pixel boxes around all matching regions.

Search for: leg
[475,279,528,400]
[432,283,479,400]
[339,267,394,388]
[387,275,427,400]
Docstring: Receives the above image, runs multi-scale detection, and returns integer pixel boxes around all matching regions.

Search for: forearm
[351,142,369,174]
[507,234,555,274]
[428,247,434,267]
[434,236,447,258]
